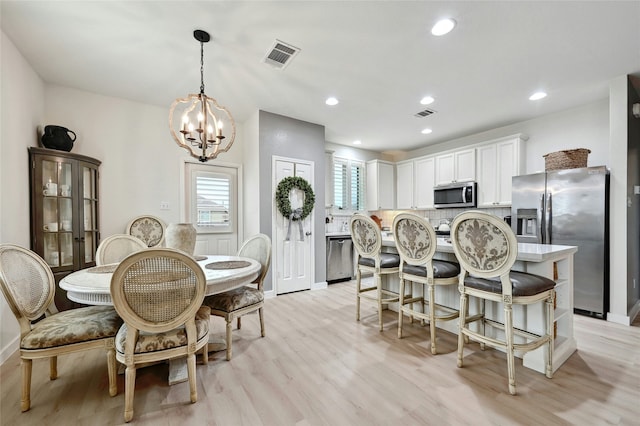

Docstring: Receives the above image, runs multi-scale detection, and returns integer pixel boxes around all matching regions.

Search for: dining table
[59,254,261,384]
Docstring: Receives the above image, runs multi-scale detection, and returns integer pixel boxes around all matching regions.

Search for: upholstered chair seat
[350,213,400,331]
[205,286,264,312]
[0,244,122,412]
[392,213,461,354]
[450,210,555,395]
[115,306,210,355]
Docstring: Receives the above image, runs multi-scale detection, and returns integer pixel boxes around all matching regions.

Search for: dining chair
[202,233,271,361]
[110,248,210,422]
[96,234,148,266]
[125,214,167,248]
[350,213,400,331]
[392,213,460,354]
[0,244,122,412]
[450,211,555,395]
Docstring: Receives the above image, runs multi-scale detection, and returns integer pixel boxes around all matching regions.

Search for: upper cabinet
[396,156,435,210]
[28,147,101,310]
[434,148,476,186]
[476,135,526,207]
[366,159,395,210]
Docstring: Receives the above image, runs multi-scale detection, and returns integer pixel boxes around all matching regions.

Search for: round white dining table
[59,254,260,305]
[59,254,261,385]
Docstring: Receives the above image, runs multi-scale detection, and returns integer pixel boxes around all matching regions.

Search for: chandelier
[169,30,236,162]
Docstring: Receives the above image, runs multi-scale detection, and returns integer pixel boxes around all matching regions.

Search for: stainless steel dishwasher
[326,235,354,283]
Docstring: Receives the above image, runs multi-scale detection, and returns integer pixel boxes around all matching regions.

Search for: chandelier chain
[200,40,205,94]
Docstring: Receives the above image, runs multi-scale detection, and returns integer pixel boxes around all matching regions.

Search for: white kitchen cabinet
[366,159,395,210]
[435,148,475,186]
[476,136,526,207]
[396,156,435,209]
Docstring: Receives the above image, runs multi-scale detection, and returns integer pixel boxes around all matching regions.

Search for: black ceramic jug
[41,125,76,152]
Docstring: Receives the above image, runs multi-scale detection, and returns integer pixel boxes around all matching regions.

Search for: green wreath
[276,176,315,221]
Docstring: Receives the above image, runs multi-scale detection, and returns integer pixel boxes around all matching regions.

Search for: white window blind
[333,157,364,211]
[195,175,230,227]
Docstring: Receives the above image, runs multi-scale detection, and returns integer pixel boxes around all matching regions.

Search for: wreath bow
[286,208,304,241]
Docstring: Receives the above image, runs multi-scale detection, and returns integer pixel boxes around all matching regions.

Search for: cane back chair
[0,244,122,412]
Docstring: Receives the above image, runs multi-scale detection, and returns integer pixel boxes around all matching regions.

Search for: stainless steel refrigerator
[511,166,610,318]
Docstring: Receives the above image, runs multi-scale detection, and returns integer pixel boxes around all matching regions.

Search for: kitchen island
[380,235,578,374]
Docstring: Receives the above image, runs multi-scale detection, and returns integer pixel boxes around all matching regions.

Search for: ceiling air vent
[414,108,436,118]
[263,40,300,70]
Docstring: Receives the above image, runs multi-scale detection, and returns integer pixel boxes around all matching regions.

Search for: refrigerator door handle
[545,193,552,244]
[538,193,545,244]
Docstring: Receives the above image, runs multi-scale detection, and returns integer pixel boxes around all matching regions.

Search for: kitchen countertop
[382,235,577,262]
[326,232,351,237]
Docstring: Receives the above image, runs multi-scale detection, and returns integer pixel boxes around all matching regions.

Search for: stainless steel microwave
[434,182,477,208]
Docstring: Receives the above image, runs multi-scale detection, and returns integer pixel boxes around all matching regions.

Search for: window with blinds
[333,157,364,211]
[195,174,231,228]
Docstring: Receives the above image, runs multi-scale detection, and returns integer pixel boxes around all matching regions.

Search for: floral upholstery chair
[0,244,122,412]
[110,248,210,422]
[350,213,400,331]
[125,215,166,248]
[450,211,555,395]
[393,213,460,354]
[96,234,148,266]
[202,234,271,361]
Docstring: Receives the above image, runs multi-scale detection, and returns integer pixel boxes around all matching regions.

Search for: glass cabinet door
[82,165,99,265]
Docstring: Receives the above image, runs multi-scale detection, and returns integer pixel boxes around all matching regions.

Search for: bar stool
[350,213,400,331]
[393,213,460,354]
[450,210,555,395]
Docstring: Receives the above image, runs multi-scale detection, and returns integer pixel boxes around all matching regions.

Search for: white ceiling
[2,1,639,154]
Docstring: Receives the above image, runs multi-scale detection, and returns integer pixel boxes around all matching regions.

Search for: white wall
[0,31,46,363]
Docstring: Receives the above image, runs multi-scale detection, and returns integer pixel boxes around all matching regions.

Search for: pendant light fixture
[169,30,236,162]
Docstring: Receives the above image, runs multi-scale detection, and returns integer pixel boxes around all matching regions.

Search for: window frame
[332,156,365,212]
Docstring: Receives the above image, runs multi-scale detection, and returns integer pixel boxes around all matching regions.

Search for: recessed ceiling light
[325,97,339,106]
[353,140,362,145]
[420,96,435,105]
[431,18,456,36]
[529,92,547,101]
[421,128,433,135]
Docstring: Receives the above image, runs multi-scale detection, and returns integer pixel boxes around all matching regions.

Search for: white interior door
[184,162,239,256]
[274,158,314,294]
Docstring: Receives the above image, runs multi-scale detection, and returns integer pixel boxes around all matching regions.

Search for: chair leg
[124,365,136,422]
[546,295,554,379]
[202,342,209,365]
[21,358,32,412]
[259,307,265,337]
[187,353,197,403]
[49,356,58,380]
[398,277,405,338]
[428,283,437,355]
[106,346,118,396]
[376,273,383,332]
[504,303,517,395]
[457,293,467,368]
[226,317,233,361]
[356,268,362,322]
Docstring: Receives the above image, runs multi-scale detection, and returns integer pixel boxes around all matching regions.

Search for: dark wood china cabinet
[28,147,101,310]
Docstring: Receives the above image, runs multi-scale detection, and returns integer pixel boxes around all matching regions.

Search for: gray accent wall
[258,111,326,292]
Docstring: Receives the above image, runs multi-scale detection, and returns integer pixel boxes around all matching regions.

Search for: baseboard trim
[0,336,19,366]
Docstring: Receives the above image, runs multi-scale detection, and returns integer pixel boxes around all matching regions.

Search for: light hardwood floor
[1,280,639,425]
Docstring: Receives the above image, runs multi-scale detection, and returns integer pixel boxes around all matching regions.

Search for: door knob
[305,232,312,236]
